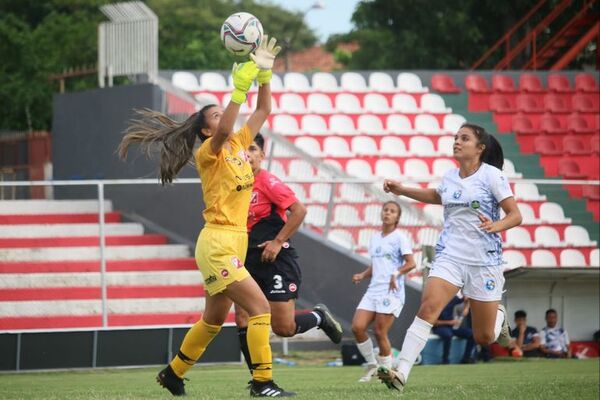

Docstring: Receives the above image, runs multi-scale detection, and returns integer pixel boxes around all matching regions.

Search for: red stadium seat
[534,136,562,155]
[516,94,544,112]
[512,114,537,134]
[592,134,600,154]
[562,136,590,155]
[583,185,600,200]
[465,74,491,93]
[492,75,517,92]
[543,94,570,113]
[519,74,544,93]
[575,73,599,92]
[567,113,596,134]
[558,158,588,179]
[572,94,597,113]
[489,94,516,112]
[431,74,461,93]
[539,114,565,135]
[547,74,572,93]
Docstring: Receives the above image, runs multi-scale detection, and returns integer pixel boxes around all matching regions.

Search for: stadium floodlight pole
[284,1,325,71]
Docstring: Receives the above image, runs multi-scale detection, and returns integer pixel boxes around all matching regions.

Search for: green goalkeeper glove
[250,35,282,86]
[231,61,259,104]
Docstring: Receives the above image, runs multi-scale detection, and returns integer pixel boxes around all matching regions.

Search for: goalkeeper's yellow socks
[170,318,221,378]
[247,313,273,382]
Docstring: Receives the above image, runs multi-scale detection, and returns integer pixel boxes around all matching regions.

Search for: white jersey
[435,163,513,266]
[367,230,413,302]
[540,326,570,353]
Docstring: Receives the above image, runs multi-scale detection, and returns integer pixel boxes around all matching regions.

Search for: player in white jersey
[351,201,416,382]
[378,123,523,391]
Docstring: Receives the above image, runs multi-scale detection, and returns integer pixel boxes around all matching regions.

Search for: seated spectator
[432,295,475,364]
[540,308,571,359]
[509,310,541,357]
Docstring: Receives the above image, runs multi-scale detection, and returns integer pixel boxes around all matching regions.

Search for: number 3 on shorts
[273,274,283,290]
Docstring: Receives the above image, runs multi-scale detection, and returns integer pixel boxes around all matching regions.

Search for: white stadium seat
[301,115,328,136]
[368,72,396,92]
[279,93,306,113]
[328,229,355,249]
[409,136,437,157]
[514,183,546,201]
[359,229,378,248]
[329,114,357,135]
[375,159,401,178]
[269,74,284,91]
[335,93,362,113]
[437,136,455,156]
[539,202,571,224]
[364,204,382,225]
[531,249,558,267]
[222,93,252,114]
[199,72,228,91]
[333,204,362,226]
[288,159,314,179]
[363,93,391,113]
[417,227,439,246]
[351,136,379,156]
[560,249,586,267]
[432,158,457,177]
[339,183,368,202]
[503,159,522,178]
[443,114,467,133]
[380,136,408,156]
[286,183,306,202]
[358,114,385,135]
[271,142,294,158]
[294,137,321,157]
[392,94,419,113]
[397,72,428,93]
[534,226,564,247]
[386,114,414,135]
[506,227,535,248]
[284,72,312,92]
[194,92,220,105]
[564,225,597,247]
[423,205,444,225]
[346,159,373,178]
[403,159,431,180]
[503,250,527,270]
[517,203,539,224]
[248,93,279,112]
[341,72,368,92]
[323,137,353,157]
[312,72,339,92]
[172,71,201,91]
[268,160,287,178]
[305,205,327,227]
[590,248,599,267]
[414,114,443,135]
[306,93,335,113]
[309,183,332,203]
[420,93,451,113]
[272,115,300,135]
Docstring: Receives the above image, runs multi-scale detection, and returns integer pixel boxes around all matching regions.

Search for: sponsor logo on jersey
[236,182,253,192]
[225,156,243,167]
[288,283,297,292]
[231,256,244,269]
[484,278,496,291]
[238,150,249,162]
[471,200,481,209]
[453,190,462,199]
[204,275,217,285]
[220,269,229,278]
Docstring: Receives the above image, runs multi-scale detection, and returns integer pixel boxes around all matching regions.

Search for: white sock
[494,309,504,340]
[397,317,432,381]
[356,338,377,365]
[377,354,392,369]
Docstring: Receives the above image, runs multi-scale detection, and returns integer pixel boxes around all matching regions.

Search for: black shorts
[245,247,302,302]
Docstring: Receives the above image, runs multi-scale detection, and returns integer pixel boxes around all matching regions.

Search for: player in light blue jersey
[351,201,416,382]
[378,123,522,391]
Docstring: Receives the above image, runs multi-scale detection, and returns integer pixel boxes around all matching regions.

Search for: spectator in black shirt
[509,310,541,357]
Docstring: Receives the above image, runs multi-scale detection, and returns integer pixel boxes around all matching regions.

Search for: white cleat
[377,366,405,392]
[497,304,512,348]
[358,364,378,382]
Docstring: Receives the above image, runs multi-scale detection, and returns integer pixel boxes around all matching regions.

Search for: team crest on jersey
[376,246,382,254]
[288,283,297,292]
[231,256,244,269]
[225,156,242,167]
[484,279,496,291]
[220,269,229,278]
[470,200,481,209]
[237,150,249,162]
[453,190,462,199]
[382,298,391,307]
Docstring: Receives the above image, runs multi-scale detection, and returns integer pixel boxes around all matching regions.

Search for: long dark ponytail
[461,123,504,170]
[118,104,217,184]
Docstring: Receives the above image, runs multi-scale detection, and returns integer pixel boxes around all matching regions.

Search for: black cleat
[313,303,343,344]
[250,380,296,397]
[156,365,186,396]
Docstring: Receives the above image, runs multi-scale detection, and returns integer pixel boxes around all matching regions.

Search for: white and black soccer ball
[220,12,263,57]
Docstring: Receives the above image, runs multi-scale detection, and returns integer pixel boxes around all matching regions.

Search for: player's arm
[478,196,522,234]
[352,266,372,284]
[389,254,416,293]
[258,201,306,263]
[383,179,441,204]
[522,334,540,351]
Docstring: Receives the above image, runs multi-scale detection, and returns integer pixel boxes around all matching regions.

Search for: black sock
[237,327,253,374]
[294,312,319,334]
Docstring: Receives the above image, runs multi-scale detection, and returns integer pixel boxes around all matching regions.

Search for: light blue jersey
[367,230,413,301]
[435,163,513,266]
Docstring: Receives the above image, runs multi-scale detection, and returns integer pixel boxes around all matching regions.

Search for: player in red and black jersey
[235,133,343,375]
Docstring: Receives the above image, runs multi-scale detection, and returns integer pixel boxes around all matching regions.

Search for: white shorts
[357,291,404,317]
[428,255,505,302]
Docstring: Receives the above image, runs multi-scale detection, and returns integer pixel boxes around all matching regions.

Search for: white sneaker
[497,304,511,347]
[358,364,378,382]
[377,366,405,392]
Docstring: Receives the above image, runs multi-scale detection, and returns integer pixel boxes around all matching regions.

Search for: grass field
[1,356,598,400]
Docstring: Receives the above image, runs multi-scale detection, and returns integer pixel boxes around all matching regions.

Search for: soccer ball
[220,12,263,57]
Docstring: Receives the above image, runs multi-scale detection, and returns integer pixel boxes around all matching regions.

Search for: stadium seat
[547,74,572,93]
[514,183,546,201]
[503,159,522,178]
[539,202,571,224]
[308,183,332,203]
[364,204,382,225]
[346,159,374,178]
[199,72,228,90]
[539,114,565,135]
[305,205,327,226]
[590,248,600,267]
[516,94,544,113]
[531,249,558,267]
[172,71,202,91]
[511,114,537,135]
[301,115,328,136]
[312,72,339,92]
[294,137,321,157]
[519,74,544,93]
[572,95,596,113]
[489,95,516,112]
[443,114,466,134]
[437,136,455,156]
[333,205,362,226]
[288,159,315,179]
[567,113,596,134]
[358,114,385,135]
[404,159,431,180]
[329,114,357,135]
[322,159,343,172]
[271,143,295,158]
[272,115,301,135]
[534,136,562,155]
[503,250,527,270]
[575,73,599,92]
[270,74,284,91]
[492,75,517,92]
[517,203,539,224]
[506,227,535,248]
[431,74,461,93]
[534,226,563,247]
[248,93,279,112]
[465,74,491,93]
[543,94,570,113]
[194,92,220,105]
[283,72,312,92]
[222,93,252,113]
[409,136,437,157]
[391,94,419,113]
[279,93,307,113]
[339,183,369,202]
[380,136,408,156]
[341,72,368,92]
[583,184,600,200]
[358,228,378,248]
[287,183,306,202]
[414,114,443,135]
[432,158,457,177]
[592,135,600,154]
[560,249,587,267]
[563,136,589,155]
[351,136,379,156]
[269,160,287,178]
[375,159,401,178]
[363,93,391,113]
[564,225,597,247]
[557,158,587,179]
[386,114,414,135]
[368,72,396,92]
[420,93,451,113]
[397,72,428,93]
[418,227,441,245]
[306,93,335,113]
[323,137,353,157]
[335,93,362,113]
